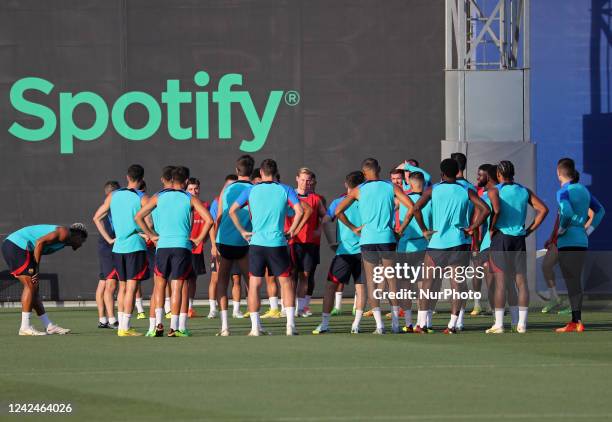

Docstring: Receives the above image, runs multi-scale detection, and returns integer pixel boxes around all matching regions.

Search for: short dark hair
[408,159,420,167]
[162,165,175,182]
[557,157,577,180]
[440,159,459,178]
[487,165,498,182]
[127,164,144,182]
[260,159,278,177]
[225,174,238,182]
[187,177,200,187]
[138,180,147,192]
[390,169,404,177]
[251,168,261,180]
[70,223,88,239]
[497,160,515,179]
[104,180,120,191]
[171,166,190,184]
[346,171,365,188]
[409,171,425,184]
[478,163,492,172]
[451,152,467,171]
[361,158,380,174]
[236,155,255,177]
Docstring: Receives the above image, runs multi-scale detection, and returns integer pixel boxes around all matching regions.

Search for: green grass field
[1,305,611,421]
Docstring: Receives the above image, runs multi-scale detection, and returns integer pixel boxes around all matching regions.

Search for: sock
[352,309,363,330]
[269,296,279,311]
[108,316,117,325]
[305,295,312,307]
[99,316,108,324]
[297,297,306,312]
[448,314,458,329]
[571,310,582,323]
[125,313,132,330]
[549,287,559,300]
[457,307,465,328]
[179,313,188,331]
[510,306,519,326]
[164,297,171,313]
[353,294,358,310]
[404,309,413,326]
[188,298,194,310]
[391,306,400,328]
[135,298,144,313]
[518,306,528,327]
[321,313,330,330]
[232,301,240,315]
[170,314,179,330]
[39,313,51,329]
[286,307,296,330]
[494,308,504,328]
[372,307,383,329]
[474,297,481,308]
[221,310,229,331]
[149,317,155,331]
[155,308,163,325]
[280,302,285,312]
[118,311,124,326]
[21,312,32,330]
[209,299,217,312]
[426,310,433,328]
[417,310,428,328]
[334,292,343,310]
[249,312,260,331]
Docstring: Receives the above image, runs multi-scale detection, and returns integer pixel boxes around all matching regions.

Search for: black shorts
[98,246,117,280]
[361,242,396,264]
[426,244,471,268]
[210,259,241,276]
[112,251,149,281]
[489,233,526,274]
[249,245,292,277]
[328,254,362,285]
[290,243,320,272]
[1,240,36,277]
[155,248,193,280]
[397,250,426,268]
[475,249,490,267]
[187,251,207,278]
[218,244,249,260]
[142,246,155,281]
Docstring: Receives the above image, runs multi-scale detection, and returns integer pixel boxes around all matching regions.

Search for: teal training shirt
[495,182,529,236]
[6,224,65,254]
[110,188,147,253]
[234,182,299,247]
[428,181,471,249]
[155,189,192,250]
[327,195,361,255]
[557,182,605,248]
[216,180,252,246]
[480,191,492,251]
[397,192,430,252]
[357,180,396,245]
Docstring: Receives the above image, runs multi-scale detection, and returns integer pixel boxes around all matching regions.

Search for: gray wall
[0,0,444,300]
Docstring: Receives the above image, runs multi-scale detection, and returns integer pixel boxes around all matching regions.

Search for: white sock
[269,296,279,311]
[155,308,163,325]
[39,313,52,329]
[417,310,428,328]
[352,309,363,330]
[149,317,155,331]
[108,316,117,325]
[353,294,358,309]
[474,297,481,308]
[321,313,330,330]
[510,306,519,326]
[518,306,528,327]
[494,308,504,328]
[118,311,124,326]
[232,301,240,315]
[249,312,260,331]
[170,314,179,330]
[179,313,188,331]
[549,287,559,300]
[391,306,400,328]
[99,316,108,324]
[305,295,312,307]
[286,307,296,329]
[21,312,32,330]
[334,292,343,310]
[188,298,194,310]
[164,297,171,313]
[426,309,433,328]
[124,313,132,330]
[404,309,413,326]
[297,297,306,312]
[372,307,383,329]
[135,298,144,313]
[221,310,229,331]
[457,307,465,327]
[281,302,285,312]
[209,299,217,312]
[448,314,458,329]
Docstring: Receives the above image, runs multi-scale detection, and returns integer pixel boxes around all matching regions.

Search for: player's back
[496,182,529,236]
[6,224,63,254]
[480,190,493,250]
[217,181,252,246]
[248,181,296,247]
[429,182,470,249]
[110,188,146,253]
[328,195,361,255]
[557,182,591,248]
[358,180,395,245]
[398,192,431,252]
[156,189,192,249]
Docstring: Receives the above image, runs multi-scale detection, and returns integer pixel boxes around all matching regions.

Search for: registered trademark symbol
[284,90,300,106]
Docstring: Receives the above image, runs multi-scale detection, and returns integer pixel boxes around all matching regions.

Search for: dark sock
[571,310,581,323]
